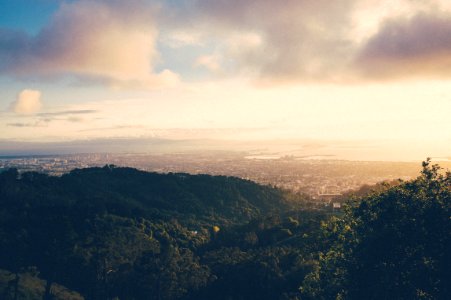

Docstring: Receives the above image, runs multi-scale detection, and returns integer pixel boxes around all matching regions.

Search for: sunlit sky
[1,0,451,160]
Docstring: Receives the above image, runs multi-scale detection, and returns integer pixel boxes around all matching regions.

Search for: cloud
[195,54,222,73]
[2,0,451,85]
[167,0,451,83]
[7,120,48,128]
[10,89,42,114]
[78,125,145,132]
[6,108,99,129]
[7,123,37,127]
[0,0,179,88]
[355,13,451,79]
[189,0,357,82]
[161,30,204,48]
[36,109,100,124]
[38,109,98,117]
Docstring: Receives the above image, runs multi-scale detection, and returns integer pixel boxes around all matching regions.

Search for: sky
[0,0,451,160]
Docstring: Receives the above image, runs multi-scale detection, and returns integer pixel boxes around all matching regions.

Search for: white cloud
[191,0,357,81]
[170,0,451,83]
[2,0,451,87]
[0,0,179,88]
[10,89,43,115]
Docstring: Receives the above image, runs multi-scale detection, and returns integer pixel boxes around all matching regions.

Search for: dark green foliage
[0,269,83,300]
[0,166,317,299]
[301,159,451,299]
[57,166,292,225]
[2,161,447,300]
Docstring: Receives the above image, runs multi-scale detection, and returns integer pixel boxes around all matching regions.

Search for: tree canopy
[0,161,449,299]
[301,159,451,299]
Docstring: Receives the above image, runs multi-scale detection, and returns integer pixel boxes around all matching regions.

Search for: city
[2,152,445,200]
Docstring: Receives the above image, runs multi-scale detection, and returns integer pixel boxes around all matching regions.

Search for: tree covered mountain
[0,161,449,300]
[2,165,297,226]
[0,165,315,299]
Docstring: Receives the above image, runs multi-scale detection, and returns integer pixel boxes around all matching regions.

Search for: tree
[132,243,210,300]
[301,159,451,299]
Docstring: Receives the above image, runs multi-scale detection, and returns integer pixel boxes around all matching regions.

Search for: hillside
[0,161,449,300]
[1,165,296,226]
[0,166,317,300]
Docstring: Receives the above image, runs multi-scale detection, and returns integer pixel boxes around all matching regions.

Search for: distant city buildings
[0,152,441,201]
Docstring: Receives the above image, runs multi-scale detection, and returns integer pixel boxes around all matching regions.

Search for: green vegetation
[0,160,449,299]
[301,159,450,299]
[0,269,83,300]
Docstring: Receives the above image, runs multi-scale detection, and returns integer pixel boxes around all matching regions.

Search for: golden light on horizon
[0,0,450,161]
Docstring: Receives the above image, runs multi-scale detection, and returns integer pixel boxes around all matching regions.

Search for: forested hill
[0,162,449,300]
[0,165,314,300]
[1,165,295,226]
